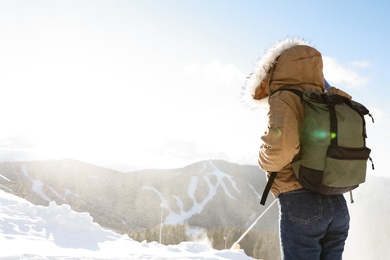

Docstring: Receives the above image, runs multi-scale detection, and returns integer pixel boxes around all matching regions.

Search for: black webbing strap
[328,104,338,146]
[260,172,277,205]
[281,88,303,98]
[270,88,304,98]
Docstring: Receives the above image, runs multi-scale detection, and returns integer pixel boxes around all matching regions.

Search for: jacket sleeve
[258,92,300,172]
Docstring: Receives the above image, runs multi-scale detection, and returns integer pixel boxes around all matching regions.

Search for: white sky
[0,1,388,176]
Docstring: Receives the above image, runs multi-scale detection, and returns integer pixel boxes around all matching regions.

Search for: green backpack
[260,89,374,205]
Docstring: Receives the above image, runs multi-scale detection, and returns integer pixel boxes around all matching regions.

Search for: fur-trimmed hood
[242,38,325,107]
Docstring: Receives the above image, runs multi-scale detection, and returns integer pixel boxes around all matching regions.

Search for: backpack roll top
[291,90,372,195]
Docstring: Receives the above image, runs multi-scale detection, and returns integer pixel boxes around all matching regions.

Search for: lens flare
[310,130,336,141]
[313,130,328,139]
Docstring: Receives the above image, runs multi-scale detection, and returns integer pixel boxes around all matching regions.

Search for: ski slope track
[144,160,242,225]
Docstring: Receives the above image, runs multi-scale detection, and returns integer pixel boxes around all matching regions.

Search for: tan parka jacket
[258,45,325,197]
[243,38,351,198]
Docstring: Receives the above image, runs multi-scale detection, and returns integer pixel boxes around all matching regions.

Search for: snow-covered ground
[0,190,251,260]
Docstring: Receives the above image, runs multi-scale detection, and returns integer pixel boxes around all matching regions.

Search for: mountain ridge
[0,158,277,233]
[1,158,389,259]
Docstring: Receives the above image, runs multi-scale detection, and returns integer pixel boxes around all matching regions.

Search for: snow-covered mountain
[0,189,252,259]
[0,159,277,233]
[1,159,389,259]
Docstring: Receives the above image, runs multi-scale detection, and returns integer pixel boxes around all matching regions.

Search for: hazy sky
[0,1,388,176]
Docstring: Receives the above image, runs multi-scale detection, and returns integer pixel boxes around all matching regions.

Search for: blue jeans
[278,189,350,260]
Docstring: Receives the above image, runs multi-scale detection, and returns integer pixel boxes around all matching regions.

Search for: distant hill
[0,159,278,233]
[1,159,389,259]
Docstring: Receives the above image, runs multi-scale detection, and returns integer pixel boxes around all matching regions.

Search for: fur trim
[242,37,311,108]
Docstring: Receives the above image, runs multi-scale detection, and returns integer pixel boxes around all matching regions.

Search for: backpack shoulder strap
[283,89,304,98]
[260,172,277,205]
[270,88,304,98]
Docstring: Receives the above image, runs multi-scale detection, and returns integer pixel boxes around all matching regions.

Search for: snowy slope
[2,159,389,259]
[0,190,252,259]
[0,159,275,233]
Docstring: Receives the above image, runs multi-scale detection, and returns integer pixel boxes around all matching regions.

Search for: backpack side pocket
[323,145,371,187]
